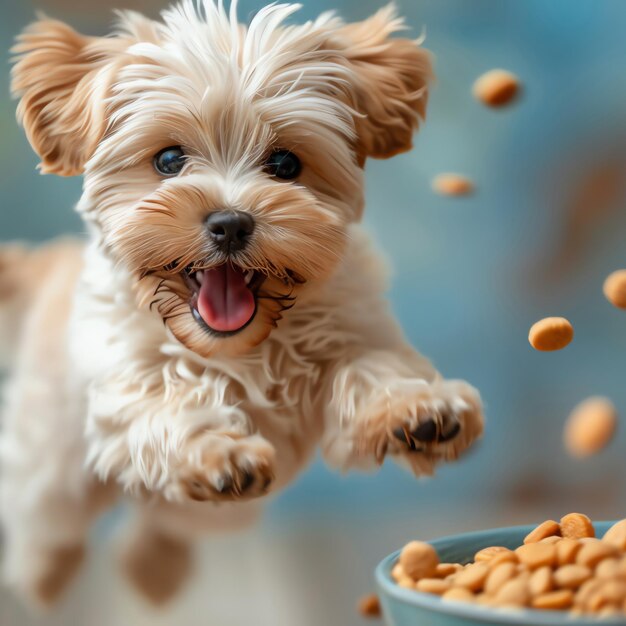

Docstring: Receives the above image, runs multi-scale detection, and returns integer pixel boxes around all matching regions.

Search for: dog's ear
[11,18,124,176]
[331,4,433,161]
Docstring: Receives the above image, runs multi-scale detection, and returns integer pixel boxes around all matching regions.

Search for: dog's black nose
[205,210,255,252]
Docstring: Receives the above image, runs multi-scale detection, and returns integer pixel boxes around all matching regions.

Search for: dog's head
[12,1,432,357]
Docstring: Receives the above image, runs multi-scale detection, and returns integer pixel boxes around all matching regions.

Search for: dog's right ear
[11,18,124,177]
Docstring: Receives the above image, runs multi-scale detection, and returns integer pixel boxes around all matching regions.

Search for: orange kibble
[529,566,553,596]
[524,520,561,544]
[485,562,517,595]
[474,546,511,562]
[532,589,574,610]
[435,563,462,577]
[442,587,475,603]
[416,578,451,595]
[357,593,381,618]
[432,173,474,197]
[564,397,618,458]
[528,317,574,351]
[516,543,557,570]
[560,513,595,540]
[576,541,618,569]
[603,270,626,309]
[489,551,519,567]
[453,562,490,592]
[473,69,520,107]
[399,541,439,580]
[494,578,531,607]
[554,565,592,589]
[603,520,626,551]
[557,539,582,566]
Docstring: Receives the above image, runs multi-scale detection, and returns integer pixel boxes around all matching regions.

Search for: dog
[0,0,484,606]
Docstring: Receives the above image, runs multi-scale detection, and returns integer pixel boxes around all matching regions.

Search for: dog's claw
[439,419,461,442]
[239,470,255,492]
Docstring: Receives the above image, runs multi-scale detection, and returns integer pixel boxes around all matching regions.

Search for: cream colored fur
[1,0,484,607]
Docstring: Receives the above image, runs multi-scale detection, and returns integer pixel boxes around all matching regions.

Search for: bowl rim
[375,521,624,625]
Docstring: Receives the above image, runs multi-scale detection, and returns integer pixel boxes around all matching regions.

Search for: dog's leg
[120,496,261,605]
[0,370,115,606]
[0,242,115,606]
[118,496,262,604]
[118,505,193,605]
[321,342,484,476]
[87,378,276,504]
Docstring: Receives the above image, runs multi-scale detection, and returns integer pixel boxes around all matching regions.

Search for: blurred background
[1,0,626,624]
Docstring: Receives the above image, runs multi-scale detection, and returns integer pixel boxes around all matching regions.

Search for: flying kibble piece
[603,270,626,309]
[432,173,474,196]
[473,69,520,107]
[528,317,574,351]
[564,397,617,458]
[357,593,381,618]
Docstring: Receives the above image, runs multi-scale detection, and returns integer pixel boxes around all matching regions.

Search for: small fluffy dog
[0,0,484,606]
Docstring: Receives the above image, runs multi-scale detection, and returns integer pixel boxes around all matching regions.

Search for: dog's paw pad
[392,413,462,450]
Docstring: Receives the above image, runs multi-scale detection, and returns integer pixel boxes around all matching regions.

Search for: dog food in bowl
[390,514,626,617]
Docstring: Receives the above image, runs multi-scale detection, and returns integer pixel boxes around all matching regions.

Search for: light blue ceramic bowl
[376,522,626,626]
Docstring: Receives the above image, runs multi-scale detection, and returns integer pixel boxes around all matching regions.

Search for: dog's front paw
[166,434,276,503]
[350,379,484,476]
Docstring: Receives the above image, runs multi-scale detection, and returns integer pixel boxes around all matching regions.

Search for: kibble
[399,541,439,580]
[485,562,517,595]
[391,514,626,617]
[557,539,582,565]
[454,562,490,592]
[473,69,520,107]
[474,546,511,562]
[528,317,574,351]
[532,589,574,610]
[416,578,451,595]
[357,593,381,618]
[564,397,617,458]
[432,173,474,197]
[560,513,595,539]
[576,541,617,569]
[603,520,626,551]
[435,563,462,577]
[524,520,561,544]
[603,269,626,309]
[553,565,592,589]
[516,543,557,569]
[528,566,553,596]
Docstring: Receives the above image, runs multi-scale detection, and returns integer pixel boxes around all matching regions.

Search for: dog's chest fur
[69,225,396,450]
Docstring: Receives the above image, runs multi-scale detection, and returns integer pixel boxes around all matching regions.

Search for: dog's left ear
[329,4,433,161]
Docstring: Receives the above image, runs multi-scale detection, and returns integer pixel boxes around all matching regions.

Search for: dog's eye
[264,150,301,180]
[154,146,186,176]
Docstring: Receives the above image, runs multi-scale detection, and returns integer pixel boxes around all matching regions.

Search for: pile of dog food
[391,513,626,616]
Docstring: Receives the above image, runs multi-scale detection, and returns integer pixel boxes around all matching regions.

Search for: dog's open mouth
[182,264,265,335]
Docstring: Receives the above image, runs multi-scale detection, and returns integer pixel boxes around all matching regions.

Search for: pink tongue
[197,265,256,333]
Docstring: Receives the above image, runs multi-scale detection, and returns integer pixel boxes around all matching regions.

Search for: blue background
[2,1,626,625]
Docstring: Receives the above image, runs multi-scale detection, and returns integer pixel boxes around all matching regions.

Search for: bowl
[375,521,625,626]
